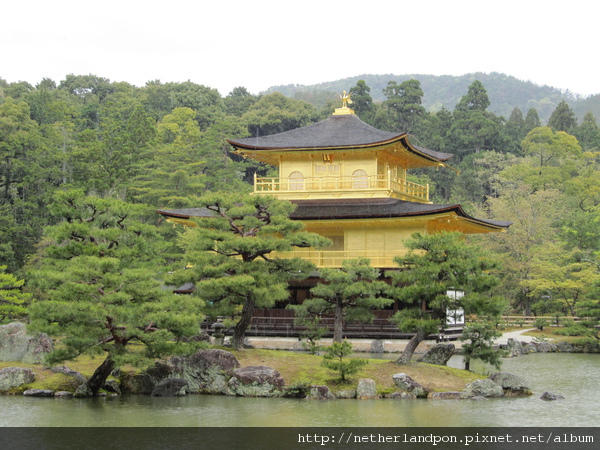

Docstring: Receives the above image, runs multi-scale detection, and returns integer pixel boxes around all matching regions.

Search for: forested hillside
[1,74,599,329]
[267,72,600,123]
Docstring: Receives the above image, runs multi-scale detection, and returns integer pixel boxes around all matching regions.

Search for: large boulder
[392,373,430,398]
[430,391,464,400]
[171,349,240,394]
[51,365,87,385]
[103,379,121,395]
[0,322,53,364]
[369,340,384,353]
[226,366,285,397]
[523,343,537,354]
[23,389,54,397]
[504,338,524,357]
[335,389,356,399]
[540,391,565,401]
[120,361,173,394]
[151,378,188,397]
[488,372,532,396]
[356,378,377,399]
[54,391,73,398]
[74,383,93,398]
[0,367,36,391]
[385,391,417,399]
[463,379,503,398]
[417,344,455,366]
[556,341,575,353]
[307,385,335,399]
[534,341,557,353]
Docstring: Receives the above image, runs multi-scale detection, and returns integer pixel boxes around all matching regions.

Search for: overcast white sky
[3,0,597,97]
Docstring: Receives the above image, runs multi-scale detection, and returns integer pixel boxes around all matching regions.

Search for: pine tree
[460,321,503,371]
[382,79,426,133]
[289,258,392,343]
[548,100,578,133]
[168,192,330,349]
[505,107,526,154]
[0,266,30,323]
[349,80,375,123]
[387,232,498,365]
[524,108,541,134]
[27,190,205,395]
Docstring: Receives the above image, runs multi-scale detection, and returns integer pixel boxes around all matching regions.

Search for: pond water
[0,353,598,428]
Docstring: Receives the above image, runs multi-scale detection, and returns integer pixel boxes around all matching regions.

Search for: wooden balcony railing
[272,249,408,268]
[254,173,429,202]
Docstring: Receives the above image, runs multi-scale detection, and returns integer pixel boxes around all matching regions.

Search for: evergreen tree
[381,79,426,133]
[0,266,30,323]
[224,87,259,117]
[575,112,600,151]
[524,108,541,134]
[387,232,498,365]
[27,190,205,395]
[460,321,503,371]
[449,81,505,157]
[504,107,526,154]
[289,258,392,343]
[455,80,490,112]
[548,100,578,133]
[168,193,330,349]
[349,80,376,123]
[0,98,62,268]
[321,341,367,381]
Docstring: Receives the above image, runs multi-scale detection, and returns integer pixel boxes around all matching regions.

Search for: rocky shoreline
[1,322,594,401]
[1,348,542,401]
[499,337,600,357]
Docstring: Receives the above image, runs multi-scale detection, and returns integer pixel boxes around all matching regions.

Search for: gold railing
[254,173,429,202]
[272,249,408,268]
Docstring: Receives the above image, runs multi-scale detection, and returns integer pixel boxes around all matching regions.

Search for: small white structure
[445,289,465,325]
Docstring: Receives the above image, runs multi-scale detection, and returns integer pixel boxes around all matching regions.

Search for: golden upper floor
[227,112,454,203]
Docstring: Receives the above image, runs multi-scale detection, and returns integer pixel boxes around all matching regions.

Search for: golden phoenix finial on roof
[340,90,353,108]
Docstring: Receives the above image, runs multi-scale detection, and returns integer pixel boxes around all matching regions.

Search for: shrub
[555,325,594,337]
[533,318,548,331]
[321,341,368,382]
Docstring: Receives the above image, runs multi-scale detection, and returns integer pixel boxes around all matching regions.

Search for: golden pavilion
[161,102,509,267]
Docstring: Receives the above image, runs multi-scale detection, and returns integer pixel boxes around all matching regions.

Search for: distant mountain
[266,72,600,124]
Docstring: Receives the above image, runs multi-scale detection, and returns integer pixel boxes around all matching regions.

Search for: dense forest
[1,73,599,333]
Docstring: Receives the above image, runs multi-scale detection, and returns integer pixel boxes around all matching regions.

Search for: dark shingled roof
[157,198,511,230]
[290,198,511,228]
[227,114,453,162]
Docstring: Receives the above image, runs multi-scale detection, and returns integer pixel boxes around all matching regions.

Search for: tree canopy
[26,190,205,394]
[387,232,499,364]
[167,192,330,349]
[288,258,391,343]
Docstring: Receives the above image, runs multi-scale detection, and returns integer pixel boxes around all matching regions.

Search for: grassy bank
[2,348,482,395]
[230,348,482,394]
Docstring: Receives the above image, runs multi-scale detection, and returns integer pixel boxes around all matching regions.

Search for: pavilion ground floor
[200,308,464,342]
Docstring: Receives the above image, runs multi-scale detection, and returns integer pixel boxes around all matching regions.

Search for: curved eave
[157,201,511,233]
[228,134,454,168]
[304,208,509,231]
[398,136,453,163]
[425,204,511,231]
[288,199,511,232]
[227,133,407,153]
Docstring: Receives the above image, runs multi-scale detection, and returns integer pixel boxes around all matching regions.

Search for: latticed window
[288,171,304,190]
[352,169,368,189]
